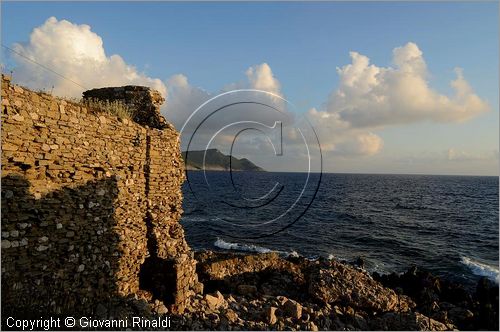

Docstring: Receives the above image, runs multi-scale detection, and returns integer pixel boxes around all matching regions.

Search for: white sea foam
[214,238,273,253]
[181,216,207,222]
[214,238,298,257]
[327,253,349,262]
[461,256,499,283]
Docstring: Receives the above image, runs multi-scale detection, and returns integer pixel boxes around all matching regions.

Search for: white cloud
[306,42,491,157]
[245,63,281,96]
[164,74,211,129]
[164,62,286,130]
[8,19,492,165]
[10,17,166,98]
[325,42,490,128]
[307,107,383,156]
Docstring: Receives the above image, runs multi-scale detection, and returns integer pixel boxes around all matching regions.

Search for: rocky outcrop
[374,266,499,330]
[177,251,495,331]
[308,260,415,313]
[370,312,449,331]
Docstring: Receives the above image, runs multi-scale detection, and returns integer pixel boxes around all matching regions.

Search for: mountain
[181,149,265,171]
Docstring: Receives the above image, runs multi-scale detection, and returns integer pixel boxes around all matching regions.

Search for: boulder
[283,299,302,319]
[265,306,278,325]
[224,309,239,323]
[205,291,226,310]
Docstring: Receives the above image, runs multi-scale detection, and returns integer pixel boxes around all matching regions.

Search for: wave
[214,238,299,257]
[461,256,499,283]
[181,216,208,222]
[327,254,348,261]
[327,253,394,276]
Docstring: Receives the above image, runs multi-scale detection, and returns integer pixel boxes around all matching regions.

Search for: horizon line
[186,169,499,177]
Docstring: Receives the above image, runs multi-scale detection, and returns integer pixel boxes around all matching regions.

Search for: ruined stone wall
[1,75,201,316]
[83,86,169,130]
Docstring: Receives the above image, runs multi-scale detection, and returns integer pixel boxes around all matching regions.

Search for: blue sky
[2,1,499,175]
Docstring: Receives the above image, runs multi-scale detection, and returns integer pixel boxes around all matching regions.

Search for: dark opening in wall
[139,257,177,305]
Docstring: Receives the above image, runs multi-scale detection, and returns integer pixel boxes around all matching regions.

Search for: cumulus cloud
[306,42,490,157]
[164,62,284,130]
[7,19,491,163]
[307,108,383,156]
[9,17,166,98]
[164,74,211,129]
[245,63,282,96]
[323,42,490,128]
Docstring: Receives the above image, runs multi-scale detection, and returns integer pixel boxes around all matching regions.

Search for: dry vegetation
[76,98,133,119]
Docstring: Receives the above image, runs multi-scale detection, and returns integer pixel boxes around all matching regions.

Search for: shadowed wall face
[1,75,201,315]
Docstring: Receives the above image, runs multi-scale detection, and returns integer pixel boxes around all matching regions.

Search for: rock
[354,256,365,269]
[308,261,414,312]
[36,245,48,251]
[154,300,168,315]
[283,299,302,319]
[370,312,449,331]
[237,284,257,296]
[306,321,318,331]
[447,306,474,323]
[224,309,239,323]
[266,306,278,325]
[276,295,289,306]
[77,264,85,272]
[12,114,24,122]
[205,292,225,310]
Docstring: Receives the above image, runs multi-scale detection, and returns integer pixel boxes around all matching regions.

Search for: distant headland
[182,149,265,172]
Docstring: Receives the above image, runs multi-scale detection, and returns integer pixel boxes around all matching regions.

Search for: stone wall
[1,75,201,316]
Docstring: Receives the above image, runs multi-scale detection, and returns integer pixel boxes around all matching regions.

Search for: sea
[181,171,499,288]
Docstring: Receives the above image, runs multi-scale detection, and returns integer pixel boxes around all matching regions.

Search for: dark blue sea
[181,171,499,288]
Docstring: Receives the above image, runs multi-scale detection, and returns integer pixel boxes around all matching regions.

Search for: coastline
[167,250,498,331]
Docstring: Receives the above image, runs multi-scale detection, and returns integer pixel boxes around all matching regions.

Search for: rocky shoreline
[166,250,497,331]
[85,250,498,331]
[16,250,495,331]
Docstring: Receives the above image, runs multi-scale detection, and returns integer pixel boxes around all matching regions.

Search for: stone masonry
[82,86,169,130]
[1,74,202,316]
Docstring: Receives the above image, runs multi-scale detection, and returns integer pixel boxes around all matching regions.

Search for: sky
[1,1,499,175]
